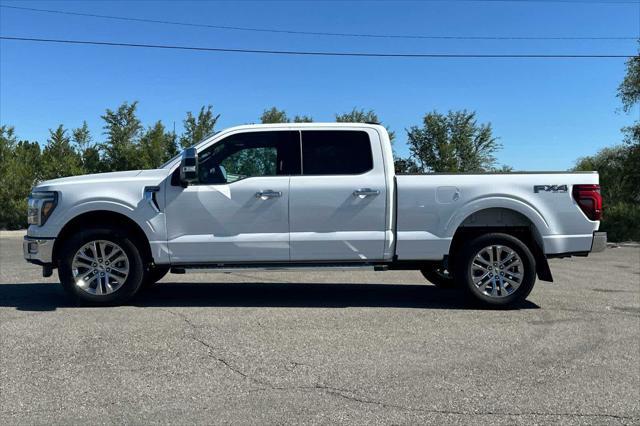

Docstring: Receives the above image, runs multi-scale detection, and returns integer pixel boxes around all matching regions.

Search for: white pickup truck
[24,123,606,307]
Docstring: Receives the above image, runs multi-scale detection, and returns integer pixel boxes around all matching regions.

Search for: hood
[34,169,171,191]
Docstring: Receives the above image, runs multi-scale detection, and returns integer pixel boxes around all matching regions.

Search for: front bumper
[23,236,55,265]
[591,232,607,253]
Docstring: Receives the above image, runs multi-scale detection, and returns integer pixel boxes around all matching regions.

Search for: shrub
[600,202,640,242]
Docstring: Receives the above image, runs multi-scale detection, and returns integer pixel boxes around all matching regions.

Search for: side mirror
[179,148,199,187]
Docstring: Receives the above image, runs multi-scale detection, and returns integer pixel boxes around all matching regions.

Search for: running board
[171,263,389,274]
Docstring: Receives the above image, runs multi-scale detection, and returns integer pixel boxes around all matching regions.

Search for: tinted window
[197,131,300,184]
[301,131,373,175]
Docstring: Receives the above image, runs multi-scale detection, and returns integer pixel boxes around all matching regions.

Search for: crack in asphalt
[161,308,638,423]
[162,308,199,328]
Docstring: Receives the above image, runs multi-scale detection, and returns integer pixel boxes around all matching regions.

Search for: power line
[1,36,636,58]
[426,0,639,2]
[406,0,640,2]
[1,4,637,41]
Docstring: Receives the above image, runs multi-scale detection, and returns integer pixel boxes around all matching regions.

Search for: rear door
[289,129,388,261]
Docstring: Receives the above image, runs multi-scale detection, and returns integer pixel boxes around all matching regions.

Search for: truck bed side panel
[395,173,600,260]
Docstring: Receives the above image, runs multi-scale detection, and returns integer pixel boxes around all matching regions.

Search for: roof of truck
[220,122,384,131]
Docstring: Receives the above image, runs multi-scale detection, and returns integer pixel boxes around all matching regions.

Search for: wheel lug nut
[106,268,110,272]
[100,272,105,276]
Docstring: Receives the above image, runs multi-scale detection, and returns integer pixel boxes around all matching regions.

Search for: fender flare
[444,196,551,239]
[445,196,554,282]
[56,200,158,241]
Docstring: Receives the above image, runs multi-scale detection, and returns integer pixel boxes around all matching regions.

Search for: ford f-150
[23,123,606,307]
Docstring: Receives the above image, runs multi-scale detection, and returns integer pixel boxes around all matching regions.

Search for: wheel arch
[449,207,553,282]
[52,210,153,267]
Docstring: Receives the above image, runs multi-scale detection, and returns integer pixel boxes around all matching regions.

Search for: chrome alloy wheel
[470,245,523,298]
[71,240,129,296]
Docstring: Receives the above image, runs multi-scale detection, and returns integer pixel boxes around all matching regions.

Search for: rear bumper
[23,236,55,265]
[545,231,606,258]
[591,232,607,253]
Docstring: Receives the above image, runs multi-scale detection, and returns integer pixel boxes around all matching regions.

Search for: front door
[165,130,301,264]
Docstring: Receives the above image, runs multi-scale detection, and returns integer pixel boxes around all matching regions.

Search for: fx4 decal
[534,184,568,193]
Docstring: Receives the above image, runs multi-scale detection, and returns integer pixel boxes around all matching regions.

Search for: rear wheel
[455,233,536,307]
[58,228,145,306]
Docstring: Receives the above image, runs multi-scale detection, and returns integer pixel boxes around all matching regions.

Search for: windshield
[160,131,221,169]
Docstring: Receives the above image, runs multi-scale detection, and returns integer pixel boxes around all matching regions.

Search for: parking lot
[1,230,638,424]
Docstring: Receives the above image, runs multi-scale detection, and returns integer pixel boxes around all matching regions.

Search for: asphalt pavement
[1,230,639,425]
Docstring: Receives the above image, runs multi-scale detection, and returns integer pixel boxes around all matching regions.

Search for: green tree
[41,125,84,180]
[293,115,313,123]
[0,125,15,172]
[140,121,178,168]
[101,101,143,171]
[575,144,640,241]
[617,45,640,146]
[575,145,639,204]
[406,110,501,172]
[335,108,395,141]
[260,107,313,124]
[0,126,42,229]
[0,126,19,228]
[72,121,103,174]
[491,164,514,173]
[261,107,289,124]
[180,105,220,148]
[72,121,91,152]
[394,157,420,174]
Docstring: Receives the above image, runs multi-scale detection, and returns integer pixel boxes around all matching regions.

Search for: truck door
[164,130,300,263]
[289,129,387,261]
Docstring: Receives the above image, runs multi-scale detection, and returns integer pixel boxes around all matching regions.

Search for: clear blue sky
[1,0,638,170]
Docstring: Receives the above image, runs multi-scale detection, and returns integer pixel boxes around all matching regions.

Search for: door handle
[255,190,282,199]
[353,188,380,197]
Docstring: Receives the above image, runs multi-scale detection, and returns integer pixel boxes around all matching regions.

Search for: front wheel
[58,228,145,306]
[454,233,536,307]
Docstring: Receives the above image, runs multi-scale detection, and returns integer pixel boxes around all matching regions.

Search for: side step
[171,263,389,274]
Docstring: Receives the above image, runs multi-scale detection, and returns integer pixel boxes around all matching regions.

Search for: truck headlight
[27,191,58,226]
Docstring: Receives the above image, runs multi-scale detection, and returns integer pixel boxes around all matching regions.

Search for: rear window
[301,130,373,175]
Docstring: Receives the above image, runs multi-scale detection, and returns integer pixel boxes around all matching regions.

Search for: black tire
[58,228,145,306]
[420,264,457,288]
[142,265,170,289]
[454,233,536,307]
